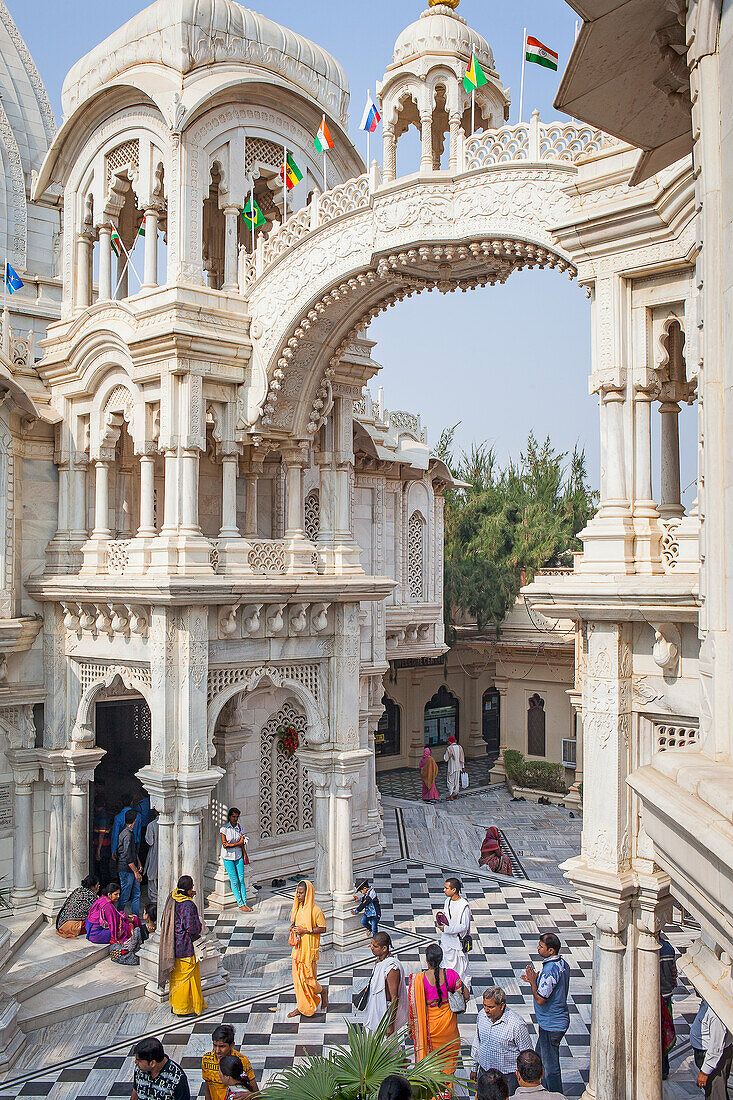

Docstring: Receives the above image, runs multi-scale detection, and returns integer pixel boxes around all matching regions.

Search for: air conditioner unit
[561,738,577,768]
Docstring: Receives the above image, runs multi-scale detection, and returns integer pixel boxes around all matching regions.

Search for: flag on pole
[463,53,488,93]
[137,224,145,238]
[314,116,335,154]
[280,152,303,190]
[242,195,266,229]
[3,263,24,294]
[111,229,122,257]
[525,36,559,70]
[360,91,381,133]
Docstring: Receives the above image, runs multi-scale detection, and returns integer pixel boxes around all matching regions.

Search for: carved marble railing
[242,116,611,292]
[385,409,427,442]
[242,175,370,289]
[654,720,699,752]
[106,539,131,575]
[0,319,35,366]
[466,113,609,171]
[247,539,287,574]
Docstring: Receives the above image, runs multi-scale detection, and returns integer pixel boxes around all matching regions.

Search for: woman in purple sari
[86,882,139,944]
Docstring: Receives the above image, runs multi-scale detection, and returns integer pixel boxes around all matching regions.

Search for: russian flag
[360,91,381,134]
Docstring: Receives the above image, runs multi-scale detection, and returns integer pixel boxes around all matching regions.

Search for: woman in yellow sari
[159,875,206,1016]
[408,943,467,1083]
[288,880,328,1017]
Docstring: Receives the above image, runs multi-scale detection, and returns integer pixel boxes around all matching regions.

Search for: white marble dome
[61,0,350,124]
[391,4,495,72]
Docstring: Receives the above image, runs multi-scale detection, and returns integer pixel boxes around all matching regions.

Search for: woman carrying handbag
[408,942,467,1086]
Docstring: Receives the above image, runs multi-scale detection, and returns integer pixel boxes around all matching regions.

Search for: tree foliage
[438,428,597,635]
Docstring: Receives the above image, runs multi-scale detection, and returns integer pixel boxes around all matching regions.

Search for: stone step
[4,922,110,1003]
[2,910,44,965]
[17,959,145,1033]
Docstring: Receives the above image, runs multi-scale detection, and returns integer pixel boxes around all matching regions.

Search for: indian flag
[463,52,488,93]
[525,36,559,71]
[242,195,266,229]
[111,228,121,257]
[314,116,334,154]
[280,152,303,191]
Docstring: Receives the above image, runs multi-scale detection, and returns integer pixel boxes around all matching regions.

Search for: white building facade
[0,3,727,1097]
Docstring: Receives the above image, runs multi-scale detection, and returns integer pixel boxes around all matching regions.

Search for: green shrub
[502,749,568,794]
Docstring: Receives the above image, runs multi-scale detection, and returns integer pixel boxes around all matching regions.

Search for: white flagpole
[113,234,143,297]
[283,145,288,222]
[366,89,371,170]
[249,177,255,252]
[2,254,7,355]
[323,149,327,191]
[472,87,475,134]
[519,27,527,125]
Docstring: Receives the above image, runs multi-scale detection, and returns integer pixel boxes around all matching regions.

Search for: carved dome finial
[428,0,460,7]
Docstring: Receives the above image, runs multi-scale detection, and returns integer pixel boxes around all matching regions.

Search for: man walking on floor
[522,932,570,1095]
[691,1000,733,1100]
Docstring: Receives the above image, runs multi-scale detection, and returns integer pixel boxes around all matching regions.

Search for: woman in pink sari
[420,747,440,802]
[86,882,139,944]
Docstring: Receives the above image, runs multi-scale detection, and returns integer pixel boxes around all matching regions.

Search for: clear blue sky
[13,0,601,484]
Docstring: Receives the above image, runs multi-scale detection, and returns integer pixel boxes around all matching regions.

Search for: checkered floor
[0,822,701,1099]
[377,757,499,801]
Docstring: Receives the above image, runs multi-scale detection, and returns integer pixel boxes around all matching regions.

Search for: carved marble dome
[61,0,350,125]
[390,4,496,74]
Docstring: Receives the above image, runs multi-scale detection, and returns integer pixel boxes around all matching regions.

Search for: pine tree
[440,429,598,636]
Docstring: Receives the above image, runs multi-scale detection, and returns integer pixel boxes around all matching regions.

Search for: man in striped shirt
[470,986,533,1096]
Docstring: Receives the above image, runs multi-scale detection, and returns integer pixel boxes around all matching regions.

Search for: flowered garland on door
[276,724,300,755]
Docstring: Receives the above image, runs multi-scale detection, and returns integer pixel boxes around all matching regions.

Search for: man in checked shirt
[470,986,533,1096]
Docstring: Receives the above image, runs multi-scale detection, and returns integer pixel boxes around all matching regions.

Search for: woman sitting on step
[85,881,140,944]
[56,873,100,938]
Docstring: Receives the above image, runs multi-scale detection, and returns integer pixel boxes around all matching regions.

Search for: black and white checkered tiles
[0,857,699,1100]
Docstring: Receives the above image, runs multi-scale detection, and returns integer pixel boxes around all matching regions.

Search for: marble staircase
[2,914,145,1034]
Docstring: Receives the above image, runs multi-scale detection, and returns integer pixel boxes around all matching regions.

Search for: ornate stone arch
[71,664,153,747]
[90,371,144,458]
[207,665,329,746]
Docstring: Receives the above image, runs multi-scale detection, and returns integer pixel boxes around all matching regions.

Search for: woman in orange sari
[420,748,440,802]
[288,880,328,1017]
[408,943,467,1083]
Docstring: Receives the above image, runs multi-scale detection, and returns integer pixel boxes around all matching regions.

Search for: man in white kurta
[362,933,409,1033]
[437,877,472,988]
[443,737,465,799]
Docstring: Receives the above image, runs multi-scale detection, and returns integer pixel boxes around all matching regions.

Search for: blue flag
[4,264,23,294]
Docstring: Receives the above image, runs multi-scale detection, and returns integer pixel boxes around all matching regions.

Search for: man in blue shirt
[522,932,571,1095]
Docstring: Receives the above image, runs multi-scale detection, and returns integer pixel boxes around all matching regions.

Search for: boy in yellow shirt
[201,1025,257,1100]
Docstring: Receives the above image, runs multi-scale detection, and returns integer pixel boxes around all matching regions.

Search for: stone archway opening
[91,684,151,885]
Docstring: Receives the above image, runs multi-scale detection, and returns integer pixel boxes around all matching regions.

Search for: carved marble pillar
[244,469,259,537]
[420,111,434,173]
[138,453,156,536]
[633,386,663,571]
[180,449,201,534]
[222,206,240,292]
[135,771,177,1001]
[449,113,461,171]
[631,877,673,1100]
[69,455,89,541]
[8,750,39,911]
[97,223,113,301]
[161,449,178,533]
[142,209,160,288]
[63,748,106,888]
[301,761,331,903]
[383,124,396,183]
[75,231,93,310]
[39,753,68,916]
[601,387,629,512]
[564,621,635,1100]
[659,400,684,518]
[92,460,112,539]
[579,386,635,572]
[219,453,240,538]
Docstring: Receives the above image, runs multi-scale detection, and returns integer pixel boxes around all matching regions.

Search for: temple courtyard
[0,787,702,1099]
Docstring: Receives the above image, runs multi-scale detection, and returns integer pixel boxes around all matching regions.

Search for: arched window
[527,693,546,757]
[482,689,500,757]
[376,696,400,757]
[424,685,459,747]
[304,488,320,542]
[408,510,426,601]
